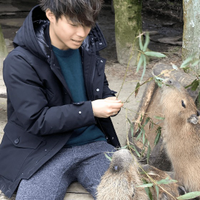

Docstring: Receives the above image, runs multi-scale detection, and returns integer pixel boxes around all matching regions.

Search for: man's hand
[91,97,123,118]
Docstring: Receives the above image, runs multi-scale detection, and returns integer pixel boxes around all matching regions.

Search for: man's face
[46,10,91,50]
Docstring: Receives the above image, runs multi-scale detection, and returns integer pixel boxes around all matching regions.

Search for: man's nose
[76,26,89,38]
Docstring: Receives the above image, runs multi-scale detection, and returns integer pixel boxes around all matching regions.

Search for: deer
[160,78,200,197]
[96,148,181,200]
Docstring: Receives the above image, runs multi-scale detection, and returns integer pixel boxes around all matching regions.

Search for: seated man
[0,0,123,199]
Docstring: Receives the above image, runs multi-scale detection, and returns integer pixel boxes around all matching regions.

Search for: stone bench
[0,183,93,200]
[64,183,93,200]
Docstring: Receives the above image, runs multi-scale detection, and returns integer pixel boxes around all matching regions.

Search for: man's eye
[70,23,78,27]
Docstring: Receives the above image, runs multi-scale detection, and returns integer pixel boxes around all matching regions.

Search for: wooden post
[0,25,8,75]
[182,0,200,69]
[113,0,142,66]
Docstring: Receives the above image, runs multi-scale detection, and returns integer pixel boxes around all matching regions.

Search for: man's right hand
[91,97,123,118]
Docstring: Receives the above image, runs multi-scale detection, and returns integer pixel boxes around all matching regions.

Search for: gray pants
[15,141,115,200]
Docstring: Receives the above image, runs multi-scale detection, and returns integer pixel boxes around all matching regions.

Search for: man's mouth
[72,39,83,43]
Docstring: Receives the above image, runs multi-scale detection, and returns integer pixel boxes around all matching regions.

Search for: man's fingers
[105,97,117,101]
[91,99,123,118]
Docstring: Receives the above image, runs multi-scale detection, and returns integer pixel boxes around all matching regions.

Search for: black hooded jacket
[0,5,120,198]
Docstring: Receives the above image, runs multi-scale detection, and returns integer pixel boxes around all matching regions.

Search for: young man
[0,0,123,199]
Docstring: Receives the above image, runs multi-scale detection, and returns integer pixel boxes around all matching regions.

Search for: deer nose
[113,165,118,171]
[197,110,200,116]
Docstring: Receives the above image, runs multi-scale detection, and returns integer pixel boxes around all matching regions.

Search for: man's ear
[46,9,56,23]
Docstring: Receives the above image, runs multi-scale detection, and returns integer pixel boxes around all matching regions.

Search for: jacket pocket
[4,122,42,149]
[0,123,43,181]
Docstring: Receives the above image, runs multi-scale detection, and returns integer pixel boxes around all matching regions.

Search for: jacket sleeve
[3,52,96,136]
[102,74,116,98]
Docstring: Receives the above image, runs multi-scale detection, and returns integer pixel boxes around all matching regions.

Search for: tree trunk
[182,0,200,70]
[0,25,7,75]
[113,0,142,66]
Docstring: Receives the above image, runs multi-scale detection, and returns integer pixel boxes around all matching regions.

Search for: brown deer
[96,149,181,200]
[96,149,148,200]
[160,78,200,196]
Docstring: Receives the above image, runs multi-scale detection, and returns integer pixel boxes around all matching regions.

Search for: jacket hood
[13,5,51,59]
[13,5,107,60]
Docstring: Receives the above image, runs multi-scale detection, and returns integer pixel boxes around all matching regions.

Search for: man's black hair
[40,0,103,27]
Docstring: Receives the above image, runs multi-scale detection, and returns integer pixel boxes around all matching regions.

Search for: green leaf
[131,126,134,136]
[130,144,141,157]
[136,54,143,73]
[144,117,150,126]
[146,142,151,163]
[182,66,190,73]
[154,116,165,120]
[149,121,154,129]
[137,183,154,188]
[185,80,199,91]
[104,153,112,161]
[135,82,141,97]
[177,191,200,199]
[142,136,148,147]
[127,119,134,137]
[144,187,153,200]
[136,129,142,140]
[142,131,146,144]
[180,56,194,69]
[153,75,164,87]
[154,127,161,145]
[143,32,150,52]
[139,34,144,51]
[191,80,199,91]
[185,83,193,89]
[171,63,179,70]
[153,75,165,81]
[139,114,144,122]
[191,59,200,67]
[144,51,166,58]
[156,177,177,185]
[120,145,128,150]
[143,180,153,200]
[155,185,159,200]
[140,55,147,82]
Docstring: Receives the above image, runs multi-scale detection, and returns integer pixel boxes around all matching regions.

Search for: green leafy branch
[127,115,163,164]
[177,191,200,199]
[129,146,200,200]
[129,148,178,200]
[117,32,166,100]
[138,176,178,200]
[136,32,166,82]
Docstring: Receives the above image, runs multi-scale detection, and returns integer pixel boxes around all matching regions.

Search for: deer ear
[178,186,187,196]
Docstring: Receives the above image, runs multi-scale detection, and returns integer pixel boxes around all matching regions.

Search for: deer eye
[167,79,172,84]
[181,100,186,108]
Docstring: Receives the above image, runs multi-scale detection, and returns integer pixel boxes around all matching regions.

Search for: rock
[157,36,182,45]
